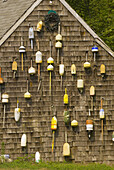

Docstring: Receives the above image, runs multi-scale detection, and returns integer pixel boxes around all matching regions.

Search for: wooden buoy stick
[22,53,23,71]
[52,131,55,153]
[3,105,6,128]
[61,75,62,87]
[38,64,40,82]
[101,119,103,144]
[49,71,51,96]
[57,49,59,64]
[101,98,103,144]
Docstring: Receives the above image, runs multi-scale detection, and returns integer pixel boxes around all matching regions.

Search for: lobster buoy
[37,21,43,32]
[28,59,36,75]
[63,110,70,125]
[21,134,27,147]
[77,79,84,93]
[47,64,54,71]
[35,152,40,163]
[47,57,54,64]
[24,79,31,99]
[90,86,95,96]
[51,116,57,130]
[56,34,62,41]
[99,108,105,119]
[71,64,76,75]
[71,120,78,127]
[19,46,26,53]
[92,45,98,62]
[59,64,64,76]
[64,88,68,104]
[92,45,98,52]
[55,41,62,48]
[86,120,93,131]
[36,51,42,64]
[2,93,9,103]
[14,108,21,122]
[84,51,91,68]
[77,79,84,89]
[84,61,91,68]
[24,91,31,99]
[100,64,105,78]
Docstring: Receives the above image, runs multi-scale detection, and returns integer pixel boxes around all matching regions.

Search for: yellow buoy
[64,88,68,104]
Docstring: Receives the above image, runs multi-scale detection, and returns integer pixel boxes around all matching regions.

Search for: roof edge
[0,0,42,46]
[59,0,114,57]
[0,0,114,57]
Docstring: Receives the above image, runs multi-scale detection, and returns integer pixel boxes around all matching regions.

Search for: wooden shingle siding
[0,0,114,164]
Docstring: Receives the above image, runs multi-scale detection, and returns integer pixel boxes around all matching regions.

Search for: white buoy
[21,134,27,147]
[35,152,40,163]
[14,100,21,122]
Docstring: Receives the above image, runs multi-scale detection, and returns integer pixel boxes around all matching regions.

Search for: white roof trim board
[0,0,114,57]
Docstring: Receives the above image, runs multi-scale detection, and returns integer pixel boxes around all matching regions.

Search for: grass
[0,156,114,170]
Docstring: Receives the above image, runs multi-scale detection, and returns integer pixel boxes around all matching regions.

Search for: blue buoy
[92,45,98,52]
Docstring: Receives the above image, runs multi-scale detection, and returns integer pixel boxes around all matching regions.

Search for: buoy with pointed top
[71,64,76,75]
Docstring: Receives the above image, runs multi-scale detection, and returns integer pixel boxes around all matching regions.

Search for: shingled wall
[0,0,114,164]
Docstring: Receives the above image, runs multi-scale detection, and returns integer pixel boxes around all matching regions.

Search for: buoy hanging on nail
[90,86,95,111]
[19,45,26,71]
[28,58,36,75]
[36,40,42,82]
[47,40,54,96]
[84,51,91,68]
[55,23,62,63]
[86,109,93,139]
[51,116,57,153]
[77,79,84,93]
[12,59,17,78]
[99,98,105,143]
[35,152,40,163]
[24,79,31,99]
[71,108,78,127]
[37,21,43,32]
[14,99,21,122]
[29,27,34,49]
[100,64,106,78]
[21,134,27,147]
[2,93,9,128]
[71,64,76,75]
[92,45,98,62]
[64,88,68,105]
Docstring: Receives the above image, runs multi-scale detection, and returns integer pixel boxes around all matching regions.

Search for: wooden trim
[0,0,42,46]
[95,39,114,57]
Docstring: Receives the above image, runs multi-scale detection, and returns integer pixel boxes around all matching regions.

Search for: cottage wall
[0,0,114,164]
